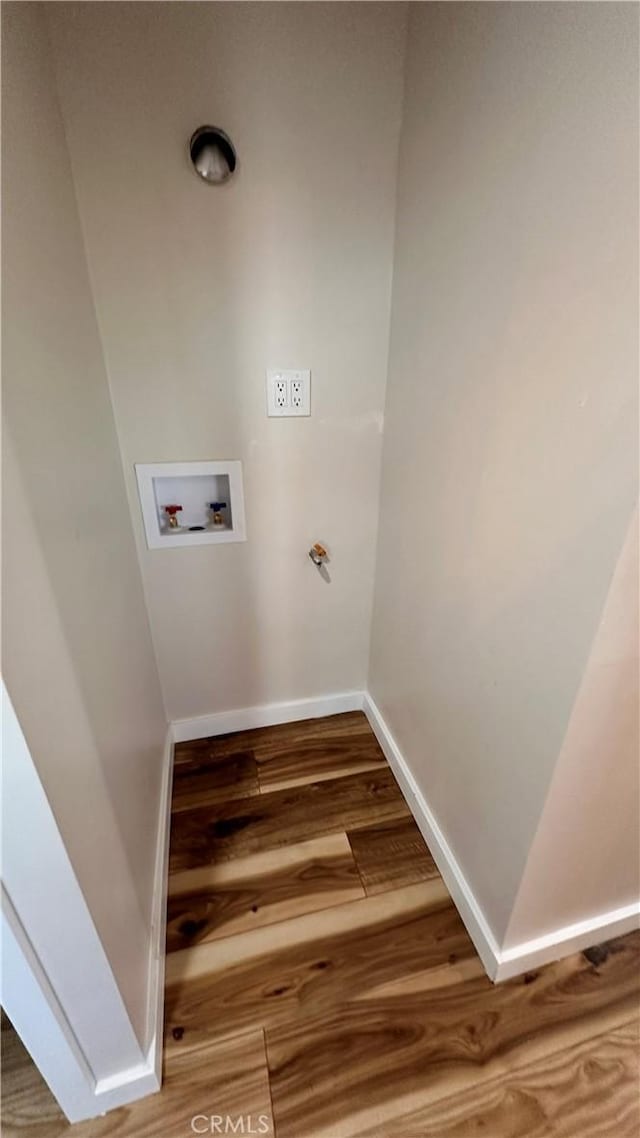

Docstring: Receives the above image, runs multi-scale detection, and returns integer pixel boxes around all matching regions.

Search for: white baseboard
[92,1055,160,1113]
[91,723,175,1113]
[171,690,365,743]
[363,694,640,983]
[363,694,503,980]
[146,724,174,1074]
[51,724,175,1117]
[495,901,640,981]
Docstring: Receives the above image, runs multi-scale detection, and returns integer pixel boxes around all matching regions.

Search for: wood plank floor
[2,711,639,1137]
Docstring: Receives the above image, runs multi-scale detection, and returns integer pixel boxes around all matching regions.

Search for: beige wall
[2,2,167,1045]
[48,1,407,722]
[369,2,639,944]
[504,511,639,946]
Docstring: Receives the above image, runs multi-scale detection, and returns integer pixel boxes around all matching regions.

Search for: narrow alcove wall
[369,2,639,952]
[48,1,408,722]
[2,0,168,1050]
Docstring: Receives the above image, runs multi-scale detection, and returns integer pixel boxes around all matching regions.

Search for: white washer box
[135,461,246,549]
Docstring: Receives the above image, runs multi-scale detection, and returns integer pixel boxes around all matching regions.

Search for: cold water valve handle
[209,501,227,526]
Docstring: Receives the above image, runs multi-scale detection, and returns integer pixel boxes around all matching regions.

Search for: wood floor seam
[261,1028,278,1138]
[348,845,368,897]
[168,766,411,873]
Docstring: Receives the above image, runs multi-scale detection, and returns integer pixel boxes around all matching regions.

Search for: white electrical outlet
[267,369,311,417]
[275,377,288,409]
[291,377,303,408]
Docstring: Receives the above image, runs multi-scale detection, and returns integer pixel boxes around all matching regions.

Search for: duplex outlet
[275,377,288,409]
[290,377,303,408]
[266,369,311,417]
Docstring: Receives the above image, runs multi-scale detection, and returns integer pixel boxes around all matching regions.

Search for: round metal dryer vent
[189,126,237,185]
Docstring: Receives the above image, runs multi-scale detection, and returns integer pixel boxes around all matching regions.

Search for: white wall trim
[363,694,640,982]
[495,901,640,982]
[0,684,169,1120]
[2,883,163,1121]
[1,685,145,1073]
[171,690,365,742]
[1,896,100,1123]
[66,726,176,1111]
[363,694,503,979]
[143,724,174,1081]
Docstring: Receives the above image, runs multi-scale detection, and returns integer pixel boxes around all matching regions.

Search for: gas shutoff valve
[308,542,328,566]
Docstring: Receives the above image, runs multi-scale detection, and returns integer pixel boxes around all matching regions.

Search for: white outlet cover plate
[266,369,311,417]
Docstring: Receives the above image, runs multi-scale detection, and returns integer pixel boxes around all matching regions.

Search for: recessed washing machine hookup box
[135,460,246,549]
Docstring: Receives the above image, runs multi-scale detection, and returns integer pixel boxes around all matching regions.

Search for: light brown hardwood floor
[2,711,639,1137]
